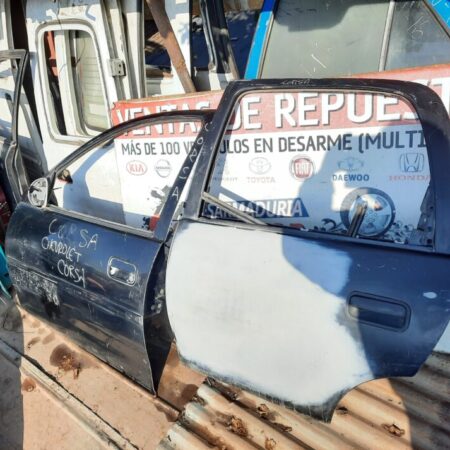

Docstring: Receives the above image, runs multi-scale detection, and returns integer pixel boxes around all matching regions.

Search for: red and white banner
[110,65,450,236]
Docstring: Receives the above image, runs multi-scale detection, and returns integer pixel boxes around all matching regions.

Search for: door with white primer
[166,80,450,421]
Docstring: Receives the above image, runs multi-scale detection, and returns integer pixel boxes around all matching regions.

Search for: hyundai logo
[399,153,425,173]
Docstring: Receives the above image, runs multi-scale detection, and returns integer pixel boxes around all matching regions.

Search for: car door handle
[348,294,410,331]
[107,257,137,286]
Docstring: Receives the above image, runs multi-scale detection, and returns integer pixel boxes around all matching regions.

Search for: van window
[70,30,109,132]
[43,31,66,135]
[145,16,172,76]
[385,1,450,70]
[261,0,390,78]
[42,29,109,138]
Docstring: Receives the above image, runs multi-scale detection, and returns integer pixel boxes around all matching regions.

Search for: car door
[166,79,450,421]
[6,110,210,391]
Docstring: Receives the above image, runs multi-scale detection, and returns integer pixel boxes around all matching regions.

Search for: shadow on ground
[0,299,23,450]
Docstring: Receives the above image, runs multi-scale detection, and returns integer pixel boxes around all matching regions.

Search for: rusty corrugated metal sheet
[157,352,450,450]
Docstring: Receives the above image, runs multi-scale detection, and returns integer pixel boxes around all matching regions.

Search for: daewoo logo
[126,160,147,176]
[399,153,425,173]
[290,156,315,180]
[338,157,364,172]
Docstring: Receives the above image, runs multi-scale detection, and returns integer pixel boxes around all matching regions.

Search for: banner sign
[208,91,426,242]
[110,65,450,235]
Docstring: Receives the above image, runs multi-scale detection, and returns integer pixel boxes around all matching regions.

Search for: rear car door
[166,79,450,421]
[6,111,210,391]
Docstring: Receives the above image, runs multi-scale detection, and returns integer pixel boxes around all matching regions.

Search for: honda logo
[399,153,425,173]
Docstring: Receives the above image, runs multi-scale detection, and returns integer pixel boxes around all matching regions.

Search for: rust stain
[50,344,83,379]
[26,337,40,349]
[382,423,405,437]
[208,378,238,401]
[265,437,277,450]
[273,422,292,433]
[227,416,248,437]
[42,332,55,345]
[257,404,276,421]
[192,394,206,406]
[21,378,36,392]
[256,404,292,432]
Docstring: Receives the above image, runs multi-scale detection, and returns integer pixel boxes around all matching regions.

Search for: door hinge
[108,59,126,77]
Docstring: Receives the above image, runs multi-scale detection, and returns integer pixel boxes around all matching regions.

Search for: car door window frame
[183,79,450,255]
[41,110,213,240]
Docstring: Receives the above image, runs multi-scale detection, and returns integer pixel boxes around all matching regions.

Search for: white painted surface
[26,0,123,215]
[166,222,372,406]
[26,0,116,166]
[122,0,145,98]
[435,323,450,353]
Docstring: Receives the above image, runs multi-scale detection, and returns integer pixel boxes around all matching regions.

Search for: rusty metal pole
[146,0,196,93]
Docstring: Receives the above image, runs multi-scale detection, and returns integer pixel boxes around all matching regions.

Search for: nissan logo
[154,159,172,178]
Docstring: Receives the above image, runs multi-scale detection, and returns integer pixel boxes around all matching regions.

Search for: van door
[25,0,134,219]
[166,79,450,421]
[25,0,127,167]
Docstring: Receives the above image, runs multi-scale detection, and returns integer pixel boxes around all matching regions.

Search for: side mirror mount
[28,178,49,208]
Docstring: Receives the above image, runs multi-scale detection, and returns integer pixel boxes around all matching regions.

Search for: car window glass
[385,0,450,70]
[261,0,390,78]
[53,119,202,232]
[205,90,431,245]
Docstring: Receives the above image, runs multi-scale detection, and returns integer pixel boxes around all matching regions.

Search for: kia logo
[290,156,314,180]
[249,157,271,175]
[126,160,147,176]
[154,159,171,178]
[399,153,425,173]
